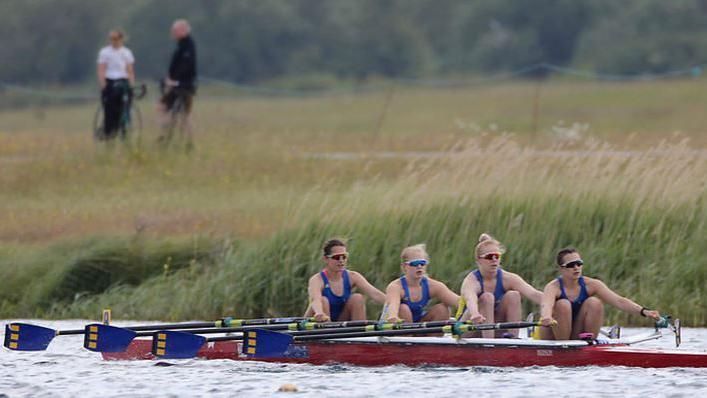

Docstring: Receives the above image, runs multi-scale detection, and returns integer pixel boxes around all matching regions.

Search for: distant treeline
[3,0,707,84]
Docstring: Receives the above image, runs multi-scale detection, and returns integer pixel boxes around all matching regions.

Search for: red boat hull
[103,337,707,368]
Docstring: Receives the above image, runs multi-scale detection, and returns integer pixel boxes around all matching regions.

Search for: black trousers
[102,79,130,138]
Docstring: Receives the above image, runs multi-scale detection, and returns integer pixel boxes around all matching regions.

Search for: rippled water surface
[1,320,706,397]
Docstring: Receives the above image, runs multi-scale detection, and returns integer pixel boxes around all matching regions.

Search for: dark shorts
[160,88,194,114]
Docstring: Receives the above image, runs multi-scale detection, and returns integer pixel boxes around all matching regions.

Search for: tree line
[2,0,707,85]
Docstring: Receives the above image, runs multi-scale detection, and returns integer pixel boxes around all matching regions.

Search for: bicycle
[157,78,192,151]
[93,83,147,146]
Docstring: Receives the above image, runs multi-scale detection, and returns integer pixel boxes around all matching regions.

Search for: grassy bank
[1,79,705,324]
[2,137,703,325]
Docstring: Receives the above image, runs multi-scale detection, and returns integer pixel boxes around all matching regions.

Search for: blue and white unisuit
[473,268,506,308]
[320,269,351,321]
[557,276,589,317]
[400,275,430,322]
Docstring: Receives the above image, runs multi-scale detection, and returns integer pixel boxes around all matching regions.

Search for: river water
[1,320,706,397]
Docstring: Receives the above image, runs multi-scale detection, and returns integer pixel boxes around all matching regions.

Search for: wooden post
[373,83,397,140]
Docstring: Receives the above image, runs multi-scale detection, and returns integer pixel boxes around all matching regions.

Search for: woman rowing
[539,247,661,340]
[459,233,542,337]
[305,238,386,322]
[384,244,459,323]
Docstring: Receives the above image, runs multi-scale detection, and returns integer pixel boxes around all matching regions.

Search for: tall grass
[0,236,215,317]
[40,136,706,326]
[2,80,705,324]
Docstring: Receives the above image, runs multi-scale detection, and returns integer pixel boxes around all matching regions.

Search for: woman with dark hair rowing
[539,247,661,340]
[305,239,386,322]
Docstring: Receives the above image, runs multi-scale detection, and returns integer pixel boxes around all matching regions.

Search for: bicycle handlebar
[133,84,147,100]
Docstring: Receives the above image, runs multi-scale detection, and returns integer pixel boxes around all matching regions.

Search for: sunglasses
[404,259,429,267]
[109,36,121,41]
[478,252,502,261]
[560,259,584,269]
[326,253,348,261]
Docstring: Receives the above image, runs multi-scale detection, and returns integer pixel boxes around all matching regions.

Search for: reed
[31,136,704,326]
[1,79,705,325]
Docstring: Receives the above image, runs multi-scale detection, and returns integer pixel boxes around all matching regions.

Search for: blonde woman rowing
[384,244,459,323]
[459,234,542,337]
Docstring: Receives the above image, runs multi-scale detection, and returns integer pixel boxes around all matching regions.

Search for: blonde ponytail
[475,233,505,257]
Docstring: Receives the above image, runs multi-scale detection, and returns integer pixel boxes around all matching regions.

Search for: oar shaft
[294,326,446,341]
[292,321,540,341]
[62,316,316,336]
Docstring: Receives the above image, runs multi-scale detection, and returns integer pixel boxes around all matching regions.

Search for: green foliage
[0,236,215,317]
[3,135,701,326]
[35,192,705,326]
[1,0,706,84]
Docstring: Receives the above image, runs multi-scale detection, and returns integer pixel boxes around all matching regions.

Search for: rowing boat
[103,333,707,368]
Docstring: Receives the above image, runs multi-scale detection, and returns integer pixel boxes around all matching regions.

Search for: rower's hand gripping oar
[654,315,681,347]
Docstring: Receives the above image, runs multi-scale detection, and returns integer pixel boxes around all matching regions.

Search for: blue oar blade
[83,324,138,352]
[152,330,206,359]
[4,323,56,351]
[242,328,294,358]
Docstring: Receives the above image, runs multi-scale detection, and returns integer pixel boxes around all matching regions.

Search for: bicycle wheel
[92,104,105,141]
[121,105,143,147]
[161,96,185,148]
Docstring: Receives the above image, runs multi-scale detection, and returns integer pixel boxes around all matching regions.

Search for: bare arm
[460,274,485,323]
[539,281,560,324]
[507,273,543,304]
[97,63,107,89]
[429,279,460,308]
[350,271,386,304]
[384,281,404,323]
[591,279,661,320]
[126,63,135,86]
[306,274,327,321]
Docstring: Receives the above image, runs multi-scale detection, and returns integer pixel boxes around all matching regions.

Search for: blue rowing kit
[320,269,351,321]
[473,268,506,308]
[557,276,589,317]
[400,275,430,322]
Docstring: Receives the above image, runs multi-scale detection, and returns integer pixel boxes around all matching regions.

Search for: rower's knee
[504,291,521,305]
[583,296,603,314]
[348,293,365,307]
[398,303,413,317]
[429,303,451,319]
[554,299,572,317]
[479,292,495,307]
[320,297,330,313]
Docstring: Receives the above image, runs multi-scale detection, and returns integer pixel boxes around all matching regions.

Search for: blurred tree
[1,0,706,84]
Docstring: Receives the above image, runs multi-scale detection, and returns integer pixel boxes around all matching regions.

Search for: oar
[3,316,312,352]
[83,320,377,353]
[150,320,382,358]
[244,321,542,358]
[154,320,541,359]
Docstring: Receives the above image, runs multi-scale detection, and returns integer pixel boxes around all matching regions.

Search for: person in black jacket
[158,19,197,150]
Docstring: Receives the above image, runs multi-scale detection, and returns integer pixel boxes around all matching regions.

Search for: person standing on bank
[97,29,135,139]
[158,19,197,151]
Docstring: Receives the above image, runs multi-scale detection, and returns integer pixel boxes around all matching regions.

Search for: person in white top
[96,29,135,139]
